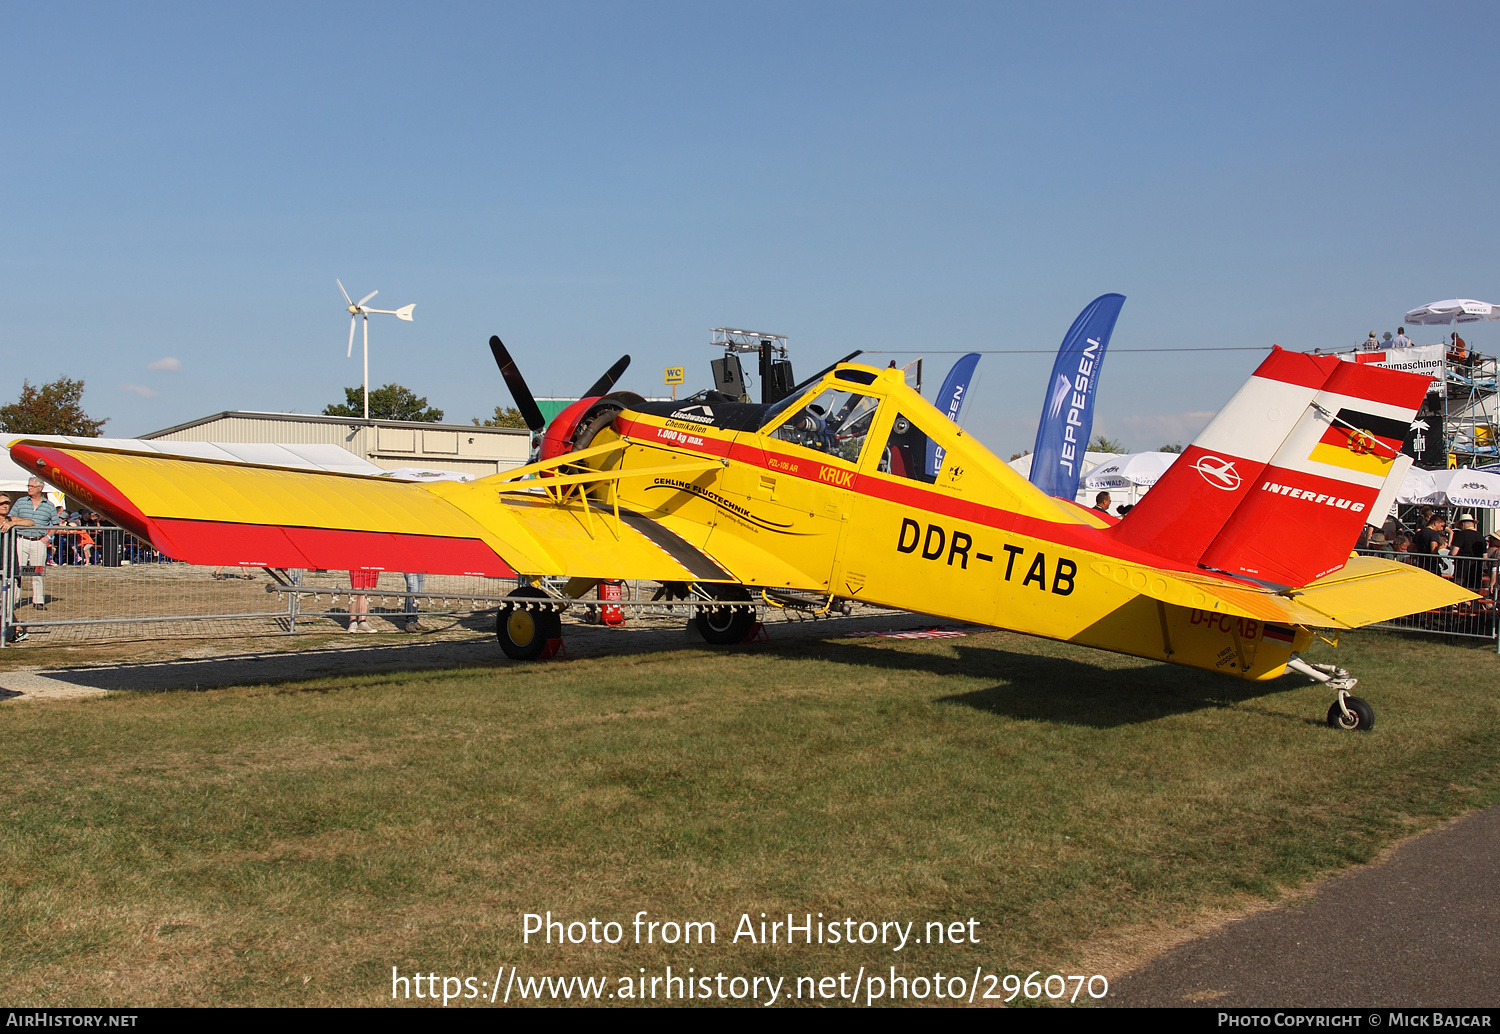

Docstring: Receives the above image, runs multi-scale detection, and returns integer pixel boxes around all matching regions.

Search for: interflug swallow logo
[1192,454,1242,491]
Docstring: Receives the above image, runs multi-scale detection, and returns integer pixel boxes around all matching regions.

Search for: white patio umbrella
[1403,299,1500,326]
[1083,451,1181,491]
[1394,466,1438,504]
[1412,468,1500,509]
[1007,450,1121,505]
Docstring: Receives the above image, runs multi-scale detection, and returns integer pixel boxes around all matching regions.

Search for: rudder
[1112,348,1428,587]
[1110,347,1343,568]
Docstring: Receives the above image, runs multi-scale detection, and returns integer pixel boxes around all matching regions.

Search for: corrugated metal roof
[141,411,526,438]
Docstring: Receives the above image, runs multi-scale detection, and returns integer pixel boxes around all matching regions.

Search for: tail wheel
[1326,695,1375,732]
[694,586,755,645]
[497,586,562,661]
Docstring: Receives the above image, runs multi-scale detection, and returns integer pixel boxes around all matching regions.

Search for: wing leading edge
[8,439,735,583]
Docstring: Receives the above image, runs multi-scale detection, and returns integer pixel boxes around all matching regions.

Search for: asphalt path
[1108,804,1500,1008]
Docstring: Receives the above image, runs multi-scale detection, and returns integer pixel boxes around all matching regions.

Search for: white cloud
[1117,411,1217,448]
[147,357,181,371]
[121,384,158,398]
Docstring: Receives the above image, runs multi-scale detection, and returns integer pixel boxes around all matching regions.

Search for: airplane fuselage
[584,366,1312,681]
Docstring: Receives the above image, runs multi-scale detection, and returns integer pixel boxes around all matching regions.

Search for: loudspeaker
[710,355,746,399]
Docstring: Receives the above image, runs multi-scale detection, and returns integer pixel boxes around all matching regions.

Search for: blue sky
[3,2,1497,457]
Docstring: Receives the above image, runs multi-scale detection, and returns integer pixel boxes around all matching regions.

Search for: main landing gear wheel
[1326,694,1375,732]
[497,586,562,661]
[694,587,755,645]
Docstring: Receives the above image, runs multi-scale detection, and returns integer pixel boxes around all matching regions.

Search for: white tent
[0,435,479,511]
[1403,299,1500,326]
[0,459,65,504]
[2,435,388,477]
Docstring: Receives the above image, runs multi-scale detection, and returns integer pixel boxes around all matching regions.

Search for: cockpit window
[768,387,880,464]
[878,412,939,484]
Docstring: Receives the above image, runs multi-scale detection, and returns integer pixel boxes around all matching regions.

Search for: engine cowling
[538,396,603,463]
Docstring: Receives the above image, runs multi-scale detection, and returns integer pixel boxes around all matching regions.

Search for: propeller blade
[489,336,546,432]
[347,314,357,357]
[358,289,378,307]
[337,279,353,306]
[582,354,631,398]
[786,350,863,397]
[395,303,415,321]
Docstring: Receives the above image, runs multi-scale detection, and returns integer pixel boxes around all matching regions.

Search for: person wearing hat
[1451,513,1487,590]
[1362,331,1380,351]
[1365,530,1393,557]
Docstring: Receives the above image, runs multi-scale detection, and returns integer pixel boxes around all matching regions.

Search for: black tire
[1326,696,1375,732]
[694,586,755,645]
[497,586,562,661]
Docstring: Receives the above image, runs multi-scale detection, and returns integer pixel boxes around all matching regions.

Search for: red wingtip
[8,442,155,542]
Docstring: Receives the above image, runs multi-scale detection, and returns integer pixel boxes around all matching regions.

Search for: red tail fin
[1113,348,1428,587]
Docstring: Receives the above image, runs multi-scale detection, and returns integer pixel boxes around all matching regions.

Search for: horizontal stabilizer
[1092,554,1475,630]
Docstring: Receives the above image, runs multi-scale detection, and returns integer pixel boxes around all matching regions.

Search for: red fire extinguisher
[598,579,625,626]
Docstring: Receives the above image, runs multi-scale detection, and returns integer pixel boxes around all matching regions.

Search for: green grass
[1,628,1497,1006]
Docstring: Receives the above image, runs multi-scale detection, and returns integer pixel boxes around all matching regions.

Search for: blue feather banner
[1028,293,1126,499]
[927,352,981,476]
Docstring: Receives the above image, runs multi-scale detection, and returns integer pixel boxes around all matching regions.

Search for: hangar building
[141,411,529,479]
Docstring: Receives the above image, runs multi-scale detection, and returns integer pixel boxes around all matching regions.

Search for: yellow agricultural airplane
[6,339,1472,730]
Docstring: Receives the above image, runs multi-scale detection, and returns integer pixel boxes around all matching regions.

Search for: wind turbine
[338,279,416,420]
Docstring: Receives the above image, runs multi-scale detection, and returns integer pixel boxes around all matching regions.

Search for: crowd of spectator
[1359,507,1500,594]
[0,494,164,567]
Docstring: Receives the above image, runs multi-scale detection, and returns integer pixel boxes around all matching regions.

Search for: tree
[323,384,443,422]
[1158,442,1184,454]
[0,377,107,436]
[1008,449,1030,462]
[473,406,530,429]
[1089,434,1126,453]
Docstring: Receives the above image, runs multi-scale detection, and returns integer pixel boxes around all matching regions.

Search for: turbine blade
[395,303,415,321]
[358,289,378,306]
[347,315,356,357]
[582,354,631,398]
[337,279,353,305]
[489,336,546,432]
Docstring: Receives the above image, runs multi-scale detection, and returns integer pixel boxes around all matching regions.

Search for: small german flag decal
[1308,408,1407,476]
[1264,624,1296,644]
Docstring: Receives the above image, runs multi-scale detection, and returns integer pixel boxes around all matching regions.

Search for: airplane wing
[1091,553,1478,630]
[9,438,737,582]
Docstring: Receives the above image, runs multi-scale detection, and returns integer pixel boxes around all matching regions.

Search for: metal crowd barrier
[0,527,761,646]
[1352,548,1498,647]
[1,526,1486,650]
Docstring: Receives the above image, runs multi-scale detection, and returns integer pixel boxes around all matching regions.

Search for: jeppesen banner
[1028,293,1126,499]
[926,352,981,477]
